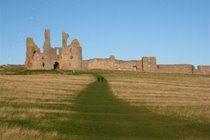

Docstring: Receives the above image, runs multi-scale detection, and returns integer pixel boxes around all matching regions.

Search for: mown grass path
[1,74,210,140]
[56,77,210,140]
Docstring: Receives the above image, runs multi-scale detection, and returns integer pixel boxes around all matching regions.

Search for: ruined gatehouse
[25,29,210,75]
[25,29,82,70]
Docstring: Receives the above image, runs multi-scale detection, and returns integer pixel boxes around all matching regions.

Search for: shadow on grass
[1,76,210,140]
[55,78,210,139]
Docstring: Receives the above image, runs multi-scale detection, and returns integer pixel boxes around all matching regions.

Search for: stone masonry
[25,29,210,75]
[25,29,82,70]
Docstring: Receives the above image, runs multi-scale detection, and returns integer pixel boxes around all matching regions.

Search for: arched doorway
[53,62,59,69]
[133,66,137,71]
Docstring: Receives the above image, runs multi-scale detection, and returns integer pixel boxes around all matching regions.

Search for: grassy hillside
[0,71,210,139]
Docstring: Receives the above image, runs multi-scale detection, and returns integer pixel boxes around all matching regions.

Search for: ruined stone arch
[42,62,45,67]
[53,62,59,69]
[133,66,137,71]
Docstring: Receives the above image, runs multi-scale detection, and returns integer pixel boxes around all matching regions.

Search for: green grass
[65,78,210,139]
[3,76,210,139]
[1,65,210,79]
[1,71,210,139]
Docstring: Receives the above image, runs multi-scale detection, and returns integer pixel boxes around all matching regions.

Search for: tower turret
[43,29,52,69]
[62,32,69,47]
[60,39,82,70]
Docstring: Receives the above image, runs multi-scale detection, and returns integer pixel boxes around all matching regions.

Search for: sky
[0,0,209,66]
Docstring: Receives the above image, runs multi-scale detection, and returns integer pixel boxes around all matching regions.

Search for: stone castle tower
[25,29,82,70]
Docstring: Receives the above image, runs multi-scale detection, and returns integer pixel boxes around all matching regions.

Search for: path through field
[62,78,210,140]
[1,74,210,140]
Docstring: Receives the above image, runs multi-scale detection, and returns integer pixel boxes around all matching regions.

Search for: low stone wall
[117,60,142,71]
[157,64,194,74]
[83,58,142,71]
[83,58,210,75]
[83,58,117,70]
[193,65,210,75]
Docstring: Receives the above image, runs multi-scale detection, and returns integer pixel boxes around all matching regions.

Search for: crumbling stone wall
[25,37,42,69]
[193,65,210,75]
[83,56,118,70]
[117,60,142,71]
[83,56,143,71]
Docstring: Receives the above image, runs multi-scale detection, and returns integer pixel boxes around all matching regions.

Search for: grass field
[106,72,210,123]
[0,70,210,139]
[0,74,95,139]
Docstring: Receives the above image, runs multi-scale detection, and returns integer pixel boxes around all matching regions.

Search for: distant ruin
[25,29,210,75]
[25,29,82,70]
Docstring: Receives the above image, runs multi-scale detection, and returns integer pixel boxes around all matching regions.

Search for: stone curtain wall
[156,65,210,75]
[198,66,210,74]
[157,64,194,74]
[83,57,142,71]
[193,66,210,75]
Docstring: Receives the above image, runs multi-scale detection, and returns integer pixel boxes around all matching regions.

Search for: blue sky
[0,0,209,66]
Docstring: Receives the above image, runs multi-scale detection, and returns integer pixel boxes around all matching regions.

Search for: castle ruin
[25,29,210,75]
[25,29,82,70]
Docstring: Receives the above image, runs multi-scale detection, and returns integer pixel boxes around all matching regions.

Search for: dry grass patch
[0,106,75,120]
[0,74,94,98]
[107,73,210,122]
[0,125,63,140]
[0,74,95,139]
